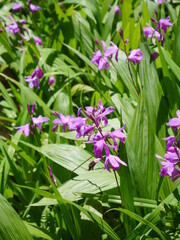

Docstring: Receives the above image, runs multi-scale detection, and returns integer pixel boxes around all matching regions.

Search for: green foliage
[0,0,180,239]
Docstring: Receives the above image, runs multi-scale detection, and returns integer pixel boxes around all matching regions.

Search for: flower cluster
[143,14,173,46]
[11,2,41,13]
[25,68,43,89]
[15,103,49,136]
[91,40,119,70]
[156,110,180,181]
[52,100,127,172]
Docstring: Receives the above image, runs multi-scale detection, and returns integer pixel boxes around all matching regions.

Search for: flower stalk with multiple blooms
[156,110,180,181]
[52,100,127,172]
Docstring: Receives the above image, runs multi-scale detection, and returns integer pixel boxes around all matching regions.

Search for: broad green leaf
[24,222,53,240]
[112,208,166,240]
[0,194,33,240]
[127,184,180,239]
[41,144,93,174]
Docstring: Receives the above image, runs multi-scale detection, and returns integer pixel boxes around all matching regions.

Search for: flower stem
[113,170,124,208]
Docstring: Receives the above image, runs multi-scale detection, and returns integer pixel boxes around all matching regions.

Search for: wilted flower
[15,123,30,136]
[128,49,144,64]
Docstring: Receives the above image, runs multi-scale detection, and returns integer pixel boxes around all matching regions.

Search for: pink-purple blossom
[104,154,127,172]
[157,16,173,33]
[29,4,41,12]
[109,5,121,16]
[32,115,49,130]
[168,110,180,129]
[48,76,55,86]
[128,49,144,64]
[15,123,30,136]
[34,37,42,46]
[6,22,19,35]
[12,3,23,11]
[25,68,43,89]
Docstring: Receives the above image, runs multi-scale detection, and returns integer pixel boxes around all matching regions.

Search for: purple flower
[157,16,173,33]
[27,102,36,115]
[92,132,109,158]
[25,75,39,89]
[75,124,94,139]
[52,113,74,132]
[104,154,127,172]
[19,19,26,24]
[104,41,119,62]
[128,49,144,64]
[6,22,19,35]
[109,125,127,148]
[109,5,121,16]
[91,50,109,70]
[32,115,49,130]
[163,136,176,150]
[12,3,23,11]
[151,52,159,61]
[143,25,161,41]
[48,76,55,86]
[68,117,87,131]
[35,68,43,78]
[15,123,30,136]
[47,166,57,185]
[85,100,115,126]
[29,4,41,12]
[157,0,165,4]
[34,37,42,46]
[168,110,180,129]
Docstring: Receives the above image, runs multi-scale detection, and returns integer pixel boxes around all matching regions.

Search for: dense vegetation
[0,0,180,239]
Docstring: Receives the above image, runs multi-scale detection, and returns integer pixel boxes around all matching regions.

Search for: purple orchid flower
[109,5,121,16]
[6,22,19,35]
[48,76,55,86]
[168,110,180,129]
[52,113,74,132]
[128,49,144,64]
[104,154,127,172]
[91,50,109,70]
[27,102,36,115]
[25,75,39,89]
[143,25,161,41]
[157,16,173,33]
[32,115,49,130]
[19,19,26,24]
[12,3,23,11]
[104,41,119,62]
[34,37,42,46]
[15,123,30,136]
[109,125,127,148]
[29,4,41,12]
[47,166,57,185]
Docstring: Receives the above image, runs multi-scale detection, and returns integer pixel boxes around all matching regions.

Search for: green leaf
[0,194,33,240]
[24,222,53,240]
[111,208,166,240]
[41,144,93,174]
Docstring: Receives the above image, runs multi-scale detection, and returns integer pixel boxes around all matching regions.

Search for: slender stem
[113,171,124,208]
